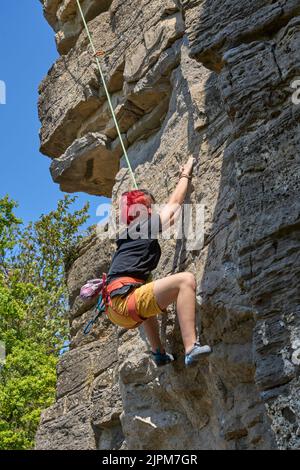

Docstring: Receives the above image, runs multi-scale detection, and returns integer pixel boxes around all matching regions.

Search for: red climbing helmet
[120,189,155,225]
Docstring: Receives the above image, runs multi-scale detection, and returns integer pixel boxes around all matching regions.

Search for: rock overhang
[42,0,114,54]
[39,1,184,197]
[50,132,120,196]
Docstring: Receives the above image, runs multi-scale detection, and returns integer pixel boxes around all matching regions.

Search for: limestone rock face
[36,0,300,450]
[50,132,120,196]
[42,0,114,54]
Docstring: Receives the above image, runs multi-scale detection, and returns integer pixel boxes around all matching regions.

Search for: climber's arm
[159,157,194,228]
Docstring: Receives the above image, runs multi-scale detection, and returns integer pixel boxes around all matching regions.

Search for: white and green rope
[76,0,138,189]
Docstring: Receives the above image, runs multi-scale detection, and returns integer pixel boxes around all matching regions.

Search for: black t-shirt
[107,213,162,297]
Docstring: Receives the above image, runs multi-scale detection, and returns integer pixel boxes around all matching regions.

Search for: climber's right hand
[180,157,195,177]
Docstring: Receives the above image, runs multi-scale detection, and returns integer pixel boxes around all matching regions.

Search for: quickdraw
[82,273,108,335]
[83,294,106,335]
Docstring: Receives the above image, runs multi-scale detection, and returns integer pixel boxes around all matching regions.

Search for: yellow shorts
[106,281,165,329]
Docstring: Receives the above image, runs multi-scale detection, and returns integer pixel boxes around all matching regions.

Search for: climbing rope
[75,0,138,189]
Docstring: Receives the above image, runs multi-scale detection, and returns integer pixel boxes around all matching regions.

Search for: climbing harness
[81,273,145,334]
[75,0,138,190]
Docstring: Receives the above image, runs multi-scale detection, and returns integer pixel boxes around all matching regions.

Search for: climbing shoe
[152,349,175,367]
[185,342,212,367]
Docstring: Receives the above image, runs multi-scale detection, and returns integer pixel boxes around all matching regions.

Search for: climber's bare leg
[153,272,197,353]
[142,316,164,353]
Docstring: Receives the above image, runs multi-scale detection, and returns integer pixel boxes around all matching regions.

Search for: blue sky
[0,1,110,227]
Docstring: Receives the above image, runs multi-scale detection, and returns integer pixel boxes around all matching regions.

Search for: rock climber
[105,156,212,367]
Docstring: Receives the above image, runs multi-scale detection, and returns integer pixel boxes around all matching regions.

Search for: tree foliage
[0,195,89,449]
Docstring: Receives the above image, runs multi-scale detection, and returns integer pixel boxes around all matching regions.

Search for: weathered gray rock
[36,0,300,451]
[50,132,120,195]
[39,0,183,196]
[42,0,113,55]
[183,0,300,71]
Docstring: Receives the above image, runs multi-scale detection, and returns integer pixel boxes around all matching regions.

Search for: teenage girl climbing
[75,2,211,366]
[104,156,212,367]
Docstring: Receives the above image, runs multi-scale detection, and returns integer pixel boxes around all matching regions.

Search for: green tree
[0,196,21,271]
[0,195,89,449]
